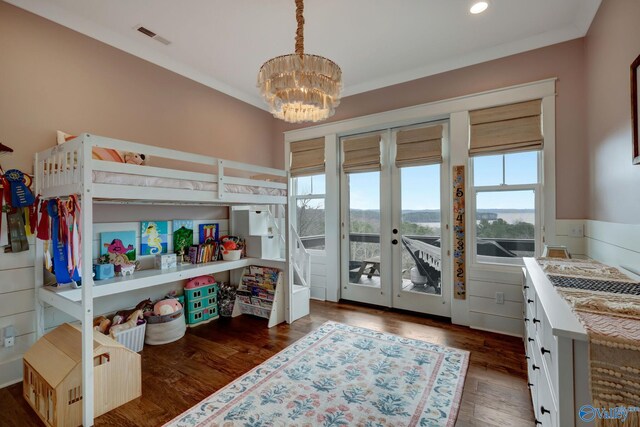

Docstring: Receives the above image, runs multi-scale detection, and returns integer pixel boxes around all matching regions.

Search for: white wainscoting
[467,267,524,337]
[585,220,640,280]
[554,219,586,256]
[465,219,588,337]
[0,218,228,388]
[308,250,328,301]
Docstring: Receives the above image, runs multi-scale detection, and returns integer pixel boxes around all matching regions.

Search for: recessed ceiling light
[470,1,489,14]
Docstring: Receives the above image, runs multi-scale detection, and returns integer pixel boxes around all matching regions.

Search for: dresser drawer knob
[528,382,534,388]
[541,406,551,415]
[533,318,541,324]
[525,355,530,360]
[527,299,534,304]
[535,420,542,425]
[541,347,551,355]
[524,318,529,322]
[532,364,540,370]
[528,337,535,343]
[524,285,530,289]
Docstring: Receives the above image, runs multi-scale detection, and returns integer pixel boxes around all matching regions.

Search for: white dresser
[522,258,592,427]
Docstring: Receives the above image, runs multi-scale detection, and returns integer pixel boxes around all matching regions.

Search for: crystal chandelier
[257,0,342,123]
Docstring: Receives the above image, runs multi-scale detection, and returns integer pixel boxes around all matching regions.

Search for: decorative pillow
[56,131,146,164]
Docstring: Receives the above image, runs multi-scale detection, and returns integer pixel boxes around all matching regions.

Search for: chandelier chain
[295,0,305,57]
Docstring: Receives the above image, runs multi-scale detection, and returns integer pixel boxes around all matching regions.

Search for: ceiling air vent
[135,25,171,45]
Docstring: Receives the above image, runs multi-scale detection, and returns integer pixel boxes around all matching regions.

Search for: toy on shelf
[120,263,136,276]
[93,263,115,280]
[155,253,177,270]
[221,240,241,260]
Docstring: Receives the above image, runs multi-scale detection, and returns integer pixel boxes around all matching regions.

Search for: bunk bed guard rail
[35,133,288,205]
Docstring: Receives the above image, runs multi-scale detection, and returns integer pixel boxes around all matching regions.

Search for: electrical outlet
[569,224,584,238]
[495,292,505,304]
[2,325,15,348]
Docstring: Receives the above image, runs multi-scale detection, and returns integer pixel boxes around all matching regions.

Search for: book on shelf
[188,243,220,264]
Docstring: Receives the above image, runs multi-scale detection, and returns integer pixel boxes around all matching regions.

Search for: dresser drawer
[527,339,541,419]
[537,309,558,401]
[537,364,558,427]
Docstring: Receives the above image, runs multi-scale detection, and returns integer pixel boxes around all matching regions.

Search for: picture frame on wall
[631,53,640,165]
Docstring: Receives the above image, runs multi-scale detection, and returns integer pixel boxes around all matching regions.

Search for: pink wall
[585,0,640,223]
[0,2,278,176]
[274,39,588,220]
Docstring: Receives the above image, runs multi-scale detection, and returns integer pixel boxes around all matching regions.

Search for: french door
[340,124,451,317]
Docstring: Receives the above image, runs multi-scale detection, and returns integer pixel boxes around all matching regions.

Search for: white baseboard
[0,357,23,389]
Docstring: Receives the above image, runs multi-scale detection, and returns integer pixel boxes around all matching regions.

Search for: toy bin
[112,321,146,352]
[144,310,186,345]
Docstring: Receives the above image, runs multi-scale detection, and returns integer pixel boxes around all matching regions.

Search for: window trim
[468,150,543,269]
[292,175,327,252]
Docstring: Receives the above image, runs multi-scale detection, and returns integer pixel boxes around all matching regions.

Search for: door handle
[392,239,398,245]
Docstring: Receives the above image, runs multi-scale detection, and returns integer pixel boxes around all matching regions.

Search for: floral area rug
[165,321,469,427]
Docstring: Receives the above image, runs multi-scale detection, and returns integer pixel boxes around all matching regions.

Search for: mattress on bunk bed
[92,171,287,196]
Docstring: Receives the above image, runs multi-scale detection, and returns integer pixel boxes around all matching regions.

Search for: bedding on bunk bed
[92,171,287,196]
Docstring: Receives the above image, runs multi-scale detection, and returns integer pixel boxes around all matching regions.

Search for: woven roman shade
[395,124,443,167]
[469,99,543,156]
[342,134,381,173]
[290,137,325,176]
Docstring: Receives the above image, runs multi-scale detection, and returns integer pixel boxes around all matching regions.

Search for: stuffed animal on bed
[123,152,146,165]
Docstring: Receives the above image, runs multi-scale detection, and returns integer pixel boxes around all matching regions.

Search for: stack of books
[188,243,220,264]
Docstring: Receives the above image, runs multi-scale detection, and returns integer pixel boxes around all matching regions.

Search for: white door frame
[391,123,452,317]
[339,131,393,307]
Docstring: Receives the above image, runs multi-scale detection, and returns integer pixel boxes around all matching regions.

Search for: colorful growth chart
[453,165,466,300]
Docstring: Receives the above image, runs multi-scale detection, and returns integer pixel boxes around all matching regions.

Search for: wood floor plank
[0,300,534,426]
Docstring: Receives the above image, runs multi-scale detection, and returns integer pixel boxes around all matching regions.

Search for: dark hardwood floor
[0,300,535,426]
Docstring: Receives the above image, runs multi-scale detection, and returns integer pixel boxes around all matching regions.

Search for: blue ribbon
[4,169,35,207]
[48,200,80,284]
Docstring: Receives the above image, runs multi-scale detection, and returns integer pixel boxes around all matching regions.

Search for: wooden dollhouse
[23,323,141,427]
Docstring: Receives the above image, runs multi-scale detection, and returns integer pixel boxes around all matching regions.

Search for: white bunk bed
[33,133,291,426]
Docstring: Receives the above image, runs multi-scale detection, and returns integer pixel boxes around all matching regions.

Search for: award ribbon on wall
[453,165,466,299]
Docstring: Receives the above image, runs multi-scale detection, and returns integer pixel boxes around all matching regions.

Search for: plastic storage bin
[112,321,146,352]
